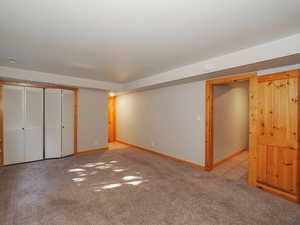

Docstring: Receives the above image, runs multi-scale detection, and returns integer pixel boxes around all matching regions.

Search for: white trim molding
[0,66,123,91]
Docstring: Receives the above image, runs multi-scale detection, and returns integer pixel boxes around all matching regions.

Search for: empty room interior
[1,1,300,225]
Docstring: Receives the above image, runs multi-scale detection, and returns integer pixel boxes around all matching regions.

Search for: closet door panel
[3,86,25,165]
[4,129,24,165]
[24,87,43,162]
[45,89,62,158]
[62,90,74,157]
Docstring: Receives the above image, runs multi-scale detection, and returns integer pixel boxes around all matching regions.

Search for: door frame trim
[0,81,77,91]
[0,81,78,166]
[108,96,116,142]
[204,72,258,178]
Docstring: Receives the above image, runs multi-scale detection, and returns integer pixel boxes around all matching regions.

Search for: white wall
[116,66,300,167]
[78,88,108,152]
[213,82,249,163]
[116,81,206,166]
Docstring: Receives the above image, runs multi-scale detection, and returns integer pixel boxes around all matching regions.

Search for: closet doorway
[0,81,78,166]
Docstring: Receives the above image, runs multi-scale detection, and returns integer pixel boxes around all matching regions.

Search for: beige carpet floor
[0,147,300,225]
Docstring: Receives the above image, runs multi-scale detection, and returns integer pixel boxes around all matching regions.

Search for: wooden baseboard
[116,139,206,171]
[76,147,109,155]
[213,149,246,168]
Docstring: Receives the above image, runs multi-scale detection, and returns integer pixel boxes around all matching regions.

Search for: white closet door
[45,89,62,158]
[62,90,74,157]
[24,87,44,162]
[3,86,25,165]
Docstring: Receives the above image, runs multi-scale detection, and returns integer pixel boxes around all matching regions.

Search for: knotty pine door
[255,70,299,201]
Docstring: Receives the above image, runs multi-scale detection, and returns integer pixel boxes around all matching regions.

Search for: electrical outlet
[151,141,155,147]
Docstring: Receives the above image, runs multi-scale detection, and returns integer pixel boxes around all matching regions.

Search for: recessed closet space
[0,83,77,166]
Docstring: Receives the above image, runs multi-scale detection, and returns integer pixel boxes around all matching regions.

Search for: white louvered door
[61,90,74,157]
[24,87,44,162]
[45,89,62,158]
[3,85,25,165]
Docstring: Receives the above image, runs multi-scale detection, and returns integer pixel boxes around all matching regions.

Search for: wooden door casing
[256,70,299,200]
[108,96,116,142]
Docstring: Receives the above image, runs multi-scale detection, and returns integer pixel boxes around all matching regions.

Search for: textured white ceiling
[0,0,300,83]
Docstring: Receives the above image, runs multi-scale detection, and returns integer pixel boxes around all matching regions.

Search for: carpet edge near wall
[115,139,207,171]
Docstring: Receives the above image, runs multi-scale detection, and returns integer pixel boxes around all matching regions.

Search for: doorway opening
[108,95,116,142]
[211,80,249,183]
[205,72,257,184]
[107,95,126,150]
[205,70,300,203]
